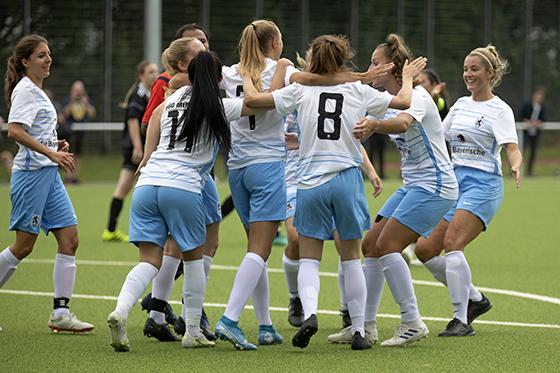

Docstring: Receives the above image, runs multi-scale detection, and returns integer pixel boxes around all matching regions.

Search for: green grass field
[0,177,559,372]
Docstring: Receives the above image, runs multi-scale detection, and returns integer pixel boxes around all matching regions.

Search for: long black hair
[176,51,230,152]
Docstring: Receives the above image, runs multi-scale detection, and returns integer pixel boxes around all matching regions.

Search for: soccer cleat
[340,309,351,329]
[258,325,284,345]
[140,293,178,325]
[102,229,129,242]
[292,314,318,349]
[143,317,180,342]
[181,328,216,348]
[351,331,372,350]
[272,232,288,246]
[48,311,94,333]
[327,321,378,345]
[200,308,217,341]
[288,297,304,327]
[380,320,429,347]
[467,293,492,324]
[0,325,3,332]
[174,316,185,336]
[214,316,257,350]
[402,243,423,266]
[107,311,130,352]
[438,318,475,337]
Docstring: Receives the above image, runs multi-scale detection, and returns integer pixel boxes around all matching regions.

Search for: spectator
[61,80,96,183]
[520,86,546,176]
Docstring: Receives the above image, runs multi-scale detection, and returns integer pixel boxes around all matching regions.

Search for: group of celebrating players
[0,18,522,353]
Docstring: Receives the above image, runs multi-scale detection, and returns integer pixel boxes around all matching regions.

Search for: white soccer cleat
[380,320,429,347]
[48,311,94,333]
[327,321,378,344]
[0,325,3,332]
[402,243,423,266]
[181,328,216,348]
[107,311,130,352]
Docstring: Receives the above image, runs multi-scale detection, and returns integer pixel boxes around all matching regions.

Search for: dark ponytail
[176,51,230,152]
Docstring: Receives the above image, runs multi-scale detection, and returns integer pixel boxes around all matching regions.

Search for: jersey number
[236,85,256,130]
[317,93,343,140]
[167,110,192,152]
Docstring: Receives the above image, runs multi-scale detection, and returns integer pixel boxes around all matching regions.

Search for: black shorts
[122,145,138,171]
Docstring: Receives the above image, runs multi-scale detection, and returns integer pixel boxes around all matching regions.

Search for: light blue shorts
[129,185,205,252]
[10,167,77,235]
[379,186,456,237]
[286,191,297,219]
[202,177,221,225]
[295,167,370,241]
[228,161,286,227]
[443,166,504,230]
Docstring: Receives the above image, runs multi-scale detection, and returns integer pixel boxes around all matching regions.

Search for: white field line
[1,288,559,330]
[23,258,560,307]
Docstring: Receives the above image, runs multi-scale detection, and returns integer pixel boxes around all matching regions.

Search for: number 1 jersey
[272,82,392,189]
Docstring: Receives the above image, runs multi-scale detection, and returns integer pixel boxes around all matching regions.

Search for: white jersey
[443,95,517,176]
[8,76,58,171]
[221,58,297,169]
[383,86,458,199]
[284,113,300,195]
[137,86,243,193]
[273,82,392,189]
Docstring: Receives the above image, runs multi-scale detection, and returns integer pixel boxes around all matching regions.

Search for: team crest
[287,202,293,212]
[475,116,484,128]
[457,134,466,143]
[31,214,41,227]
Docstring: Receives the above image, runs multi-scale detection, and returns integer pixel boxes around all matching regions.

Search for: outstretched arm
[289,62,394,86]
[242,75,276,109]
[353,112,415,139]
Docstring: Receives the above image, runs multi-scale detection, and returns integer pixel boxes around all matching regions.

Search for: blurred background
[1,0,559,181]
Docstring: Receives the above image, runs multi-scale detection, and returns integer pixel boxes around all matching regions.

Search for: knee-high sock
[183,259,206,335]
[115,262,158,317]
[223,252,265,322]
[107,197,123,232]
[297,258,320,320]
[149,255,180,324]
[0,247,20,288]
[380,253,420,323]
[282,254,299,299]
[337,258,347,311]
[53,253,76,316]
[203,255,213,285]
[342,259,366,336]
[445,251,472,324]
[363,257,385,322]
[252,262,272,326]
[424,256,482,301]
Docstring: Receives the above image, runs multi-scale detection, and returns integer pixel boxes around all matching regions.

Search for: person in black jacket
[520,86,546,176]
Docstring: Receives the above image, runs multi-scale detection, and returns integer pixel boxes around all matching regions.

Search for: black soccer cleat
[200,308,217,341]
[141,293,178,325]
[351,331,372,350]
[340,309,351,329]
[438,318,475,337]
[288,297,304,327]
[143,317,181,342]
[292,314,318,349]
[140,293,152,312]
[467,293,492,324]
[174,316,185,336]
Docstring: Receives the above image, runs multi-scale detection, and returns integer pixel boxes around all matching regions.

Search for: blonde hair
[468,44,509,89]
[161,37,200,76]
[164,72,189,98]
[377,33,414,86]
[308,35,354,75]
[238,19,280,91]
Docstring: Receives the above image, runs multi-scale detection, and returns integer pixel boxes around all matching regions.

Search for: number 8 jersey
[272,82,392,189]
[137,86,243,193]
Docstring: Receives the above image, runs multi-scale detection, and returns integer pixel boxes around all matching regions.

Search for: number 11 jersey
[273,82,392,189]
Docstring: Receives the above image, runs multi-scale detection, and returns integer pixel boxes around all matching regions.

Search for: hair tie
[251,23,256,30]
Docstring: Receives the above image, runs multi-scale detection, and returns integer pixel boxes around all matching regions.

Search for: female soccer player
[345,34,459,347]
[0,35,93,333]
[102,60,158,242]
[107,50,254,352]
[414,45,521,337]
[242,34,424,350]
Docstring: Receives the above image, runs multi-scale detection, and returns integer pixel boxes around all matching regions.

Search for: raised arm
[359,144,382,197]
[388,57,427,110]
[268,58,293,92]
[289,62,394,86]
[504,142,522,188]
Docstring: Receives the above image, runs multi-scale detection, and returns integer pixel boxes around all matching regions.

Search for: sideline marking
[23,258,560,306]
[1,288,559,330]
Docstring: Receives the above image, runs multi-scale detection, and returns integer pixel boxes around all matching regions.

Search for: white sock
[337,257,347,311]
[0,247,20,288]
[53,253,76,316]
[380,252,420,323]
[425,256,483,302]
[183,259,205,335]
[115,262,158,317]
[252,262,272,326]
[223,252,265,322]
[363,257,385,322]
[203,255,213,284]
[297,258,320,320]
[149,255,180,324]
[342,259,366,337]
[445,251,472,324]
[282,254,299,299]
